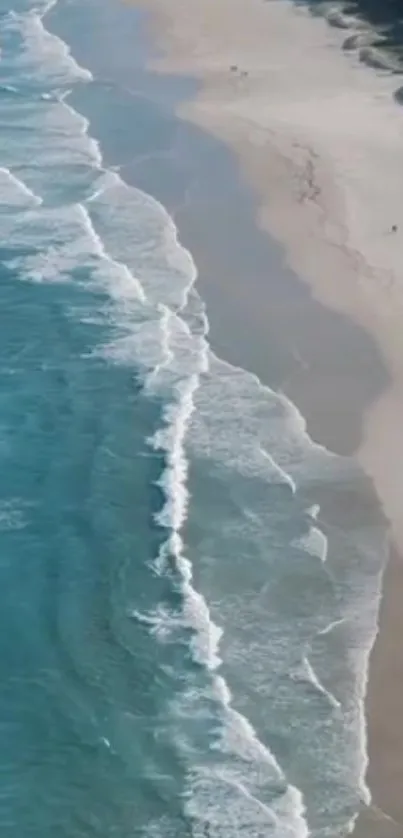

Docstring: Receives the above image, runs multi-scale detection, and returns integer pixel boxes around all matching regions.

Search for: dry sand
[129,0,403,833]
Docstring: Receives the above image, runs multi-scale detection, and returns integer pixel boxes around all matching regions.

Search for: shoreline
[139,0,403,535]
[128,0,403,834]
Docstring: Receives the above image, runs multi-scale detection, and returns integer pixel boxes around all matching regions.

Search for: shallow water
[0,0,389,835]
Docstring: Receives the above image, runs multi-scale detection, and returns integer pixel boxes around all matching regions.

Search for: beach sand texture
[138,0,403,537]
[129,0,403,833]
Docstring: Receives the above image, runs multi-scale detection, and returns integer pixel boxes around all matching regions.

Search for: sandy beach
[127,0,403,833]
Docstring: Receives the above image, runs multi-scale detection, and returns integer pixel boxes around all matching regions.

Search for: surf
[0,0,389,834]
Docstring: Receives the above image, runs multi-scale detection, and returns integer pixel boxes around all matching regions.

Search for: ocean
[0,0,390,835]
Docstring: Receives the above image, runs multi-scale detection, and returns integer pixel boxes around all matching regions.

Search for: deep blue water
[0,0,389,835]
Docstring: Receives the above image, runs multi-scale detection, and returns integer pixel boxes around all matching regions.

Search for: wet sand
[353,540,403,838]
[124,0,403,832]
[136,0,403,533]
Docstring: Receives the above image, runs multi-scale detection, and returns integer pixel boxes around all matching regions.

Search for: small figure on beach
[392,224,398,233]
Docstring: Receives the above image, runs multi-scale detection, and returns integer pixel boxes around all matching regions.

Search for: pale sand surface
[137,0,403,544]
[128,0,403,833]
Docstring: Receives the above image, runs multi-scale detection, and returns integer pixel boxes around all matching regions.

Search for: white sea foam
[170,673,309,838]
[86,173,198,312]
[130,605,185,643]
[293,521,328,563]
[0,498,28,531]
[78,203,146,302]
[188,353,344,491]
[0,0,387,834]
[142,309,312,837]
[132,206,311,834]
[2,6,92,86]
[292,654,340,710]
[258,444,296,494]
[0,84,19,94]
[317,616,346,637]
[0,165,42,207]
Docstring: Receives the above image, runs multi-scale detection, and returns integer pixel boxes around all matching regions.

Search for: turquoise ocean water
[0,0,389,835]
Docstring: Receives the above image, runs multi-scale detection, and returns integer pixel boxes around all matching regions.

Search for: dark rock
[394,86,403,105]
